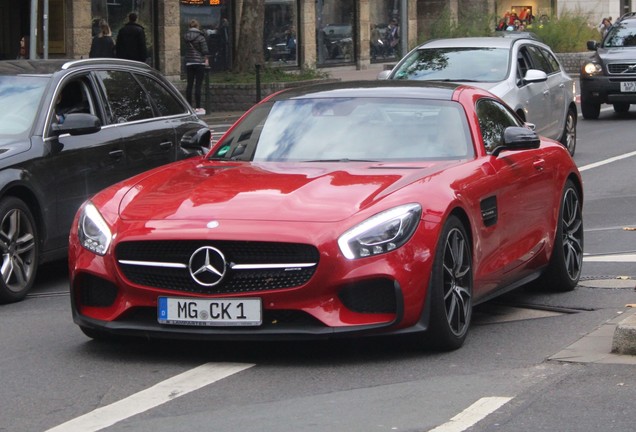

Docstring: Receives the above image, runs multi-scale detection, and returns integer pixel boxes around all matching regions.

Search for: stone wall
[556,52,592,75]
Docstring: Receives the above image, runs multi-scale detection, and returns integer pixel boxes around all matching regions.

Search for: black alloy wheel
[581,99,600,119]
[541,180,583,291]
[0,197,39,303]
[427,215,473,351]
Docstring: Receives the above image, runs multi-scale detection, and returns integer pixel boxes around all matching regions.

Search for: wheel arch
[1,185,46,251]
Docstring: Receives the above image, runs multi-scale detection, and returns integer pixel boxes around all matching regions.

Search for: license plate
[158,297,262,326]
[620,81,636,92]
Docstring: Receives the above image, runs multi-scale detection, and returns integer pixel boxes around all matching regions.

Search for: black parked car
[581,13,636,119]
[0,59,211,302]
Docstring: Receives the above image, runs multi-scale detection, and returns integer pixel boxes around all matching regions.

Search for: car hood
[596,47,636,62]
[119,160,455,223]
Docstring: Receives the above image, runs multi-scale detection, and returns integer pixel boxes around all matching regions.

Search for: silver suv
[581,13,636,119]
[379,35,577,155]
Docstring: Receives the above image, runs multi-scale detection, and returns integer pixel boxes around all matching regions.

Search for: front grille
[116,240,319,294]
[607,63,636,74]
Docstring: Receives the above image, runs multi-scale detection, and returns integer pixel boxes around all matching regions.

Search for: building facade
[0,0,632,79]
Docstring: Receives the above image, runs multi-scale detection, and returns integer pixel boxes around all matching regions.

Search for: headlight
[78,202,112,256]
[338,203,422,259]
[582,62,603,76]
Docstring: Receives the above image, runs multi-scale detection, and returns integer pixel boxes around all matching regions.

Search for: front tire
[540,180,583,291]
[581,99,600,119]
[559,107,577,156]
[0,197,39,303]
[427,215,473,350]
[613,103,630,113]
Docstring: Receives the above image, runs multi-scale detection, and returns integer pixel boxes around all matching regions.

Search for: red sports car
[69,81,583,350]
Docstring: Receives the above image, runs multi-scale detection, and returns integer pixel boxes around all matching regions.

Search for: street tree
[234,0,265,74]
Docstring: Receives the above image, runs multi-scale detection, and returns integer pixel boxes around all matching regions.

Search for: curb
[612,312,636,355]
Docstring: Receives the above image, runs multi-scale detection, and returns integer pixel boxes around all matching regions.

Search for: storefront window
[264,0,298,66]
[91,0,154,65]
[180,0,231,72]
[370,0,401,62]
[316,0,355,66]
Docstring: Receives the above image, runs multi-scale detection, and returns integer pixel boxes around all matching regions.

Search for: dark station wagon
[0,58,211,302]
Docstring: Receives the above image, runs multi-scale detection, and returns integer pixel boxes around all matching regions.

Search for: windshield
[0,76,48,136]
[211,97,473,162]
[392,47,510,82]
[603,23,636,47]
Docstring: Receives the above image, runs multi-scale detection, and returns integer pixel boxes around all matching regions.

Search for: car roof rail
[616,12,636,23]
[62,58,153,70]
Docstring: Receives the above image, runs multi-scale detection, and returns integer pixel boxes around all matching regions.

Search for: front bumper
[580,75,636,104]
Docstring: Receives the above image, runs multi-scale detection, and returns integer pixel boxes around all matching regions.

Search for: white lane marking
[584,253,636,262]
[578,150,636,172]
[427,396,513,432]
[46,362,254,432]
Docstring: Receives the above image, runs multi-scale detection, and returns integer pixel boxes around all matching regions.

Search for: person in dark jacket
[115,12,147,62]
[89,22,116,58]
[184,19,209,115]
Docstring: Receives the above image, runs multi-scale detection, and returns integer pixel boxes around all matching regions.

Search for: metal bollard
[255,64,262,103]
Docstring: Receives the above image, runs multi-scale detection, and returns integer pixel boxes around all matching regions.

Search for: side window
[526,45,553,74]
[516,47,532,83]
[50,75,98,131]
[541,48,561,73]
[135,74,187,116]
[476,99,521,154]
[96,70,153,123]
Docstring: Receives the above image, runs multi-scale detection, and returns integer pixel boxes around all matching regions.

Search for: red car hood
[119,160,452,223]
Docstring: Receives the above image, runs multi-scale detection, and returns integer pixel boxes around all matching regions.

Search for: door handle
[159,141,174,150]
[533,159,545,172]
[109,149,124,159]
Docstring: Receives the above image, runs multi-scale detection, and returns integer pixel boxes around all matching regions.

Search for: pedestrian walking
[115,12,147,62]
[184,19,209,115]
[89,22,115,58]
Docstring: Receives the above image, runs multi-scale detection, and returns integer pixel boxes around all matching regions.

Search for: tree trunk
[234,0,265,74]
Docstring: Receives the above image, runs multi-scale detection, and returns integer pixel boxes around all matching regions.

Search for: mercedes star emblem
[188,246,227,286]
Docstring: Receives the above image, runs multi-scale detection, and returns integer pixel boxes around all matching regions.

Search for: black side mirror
[587,40,599,51]
[493,126,540,156]
[52,113,101,136]
[180,127,211,150]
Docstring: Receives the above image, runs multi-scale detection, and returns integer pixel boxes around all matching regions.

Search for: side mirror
[587,40,599,51]
[52,113,101,136]
[180,127,211,150]
[523,69,548,83]
[377,70,391,80]
[493,126,540,156]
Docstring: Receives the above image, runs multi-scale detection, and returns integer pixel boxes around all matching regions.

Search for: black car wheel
[581,99,600,119]
[427,215,473,350]
[0,197,39,303]
[540,180,583,291]
[613,103,630,113]
[559,107,577,156]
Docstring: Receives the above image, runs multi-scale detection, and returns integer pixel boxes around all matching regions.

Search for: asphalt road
[1,103,635,432]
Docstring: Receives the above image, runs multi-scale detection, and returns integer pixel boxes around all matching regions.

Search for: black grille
[608,63,636,74]
[76,273,118,307]
[116,240,319,294]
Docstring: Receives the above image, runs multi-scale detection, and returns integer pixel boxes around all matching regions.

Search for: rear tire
[559,107,577,156]
[0,197,39,304]
[581,99,600,119]
[539,180,583,291]
[426,215,473,350]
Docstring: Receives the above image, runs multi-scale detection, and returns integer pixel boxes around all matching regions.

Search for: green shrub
[418,6,601,52]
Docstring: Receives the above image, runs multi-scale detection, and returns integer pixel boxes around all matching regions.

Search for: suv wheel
[0,197,39,303]
[581,99,600,119]
[613,103,630,113]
